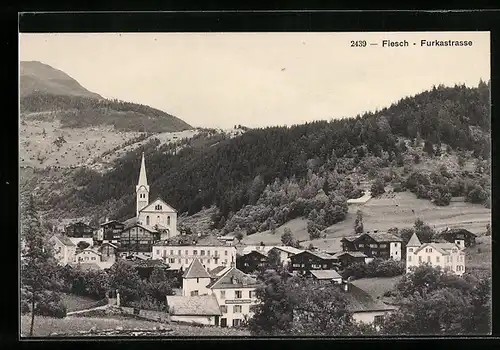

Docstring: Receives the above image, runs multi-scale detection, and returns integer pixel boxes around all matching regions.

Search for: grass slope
[20,315,250,337]
[60,293,102,312]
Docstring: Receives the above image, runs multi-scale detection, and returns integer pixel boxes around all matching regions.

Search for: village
[46,152,478,329]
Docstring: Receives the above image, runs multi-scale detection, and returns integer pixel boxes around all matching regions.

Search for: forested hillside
[50,82,491,233]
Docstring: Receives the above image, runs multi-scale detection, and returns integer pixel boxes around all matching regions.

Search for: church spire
[138,152,148,187]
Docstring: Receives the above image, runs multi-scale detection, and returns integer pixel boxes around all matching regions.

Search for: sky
[19,32,490,129]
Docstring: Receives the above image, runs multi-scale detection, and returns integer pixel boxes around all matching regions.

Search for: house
[132,152,178,237]
[152,235,237,272]
[236,250,268,274]
[332,251,371,268]
[50,234,77,265]
[93,226,104,244]
[64,222,94,238]
[435,228,477,248]
[268,246,304,267]
[98,242,118,262]
[120,222,160,253]
[289,250,337,275]
[342,282,397,324]
[342,231,403,260]
[310,270,343,284]
[218,236,235,245]
[100,220,125,244]
[182,259,212,297]
[239,245,274,256]
[207,265,261,328]
[166,295,222,326]
[406,233,466,276]
[75,248,102,264]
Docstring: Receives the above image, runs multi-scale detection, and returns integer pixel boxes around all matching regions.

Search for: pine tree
[21,195,61,336]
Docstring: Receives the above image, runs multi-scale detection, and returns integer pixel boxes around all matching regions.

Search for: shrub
[21,300,31,314]
[466,185,488,204]
[35,292,67,318]
[341,258,405,279]
[370,178,385,197]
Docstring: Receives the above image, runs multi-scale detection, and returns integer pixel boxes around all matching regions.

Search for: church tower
[136,152,150,217]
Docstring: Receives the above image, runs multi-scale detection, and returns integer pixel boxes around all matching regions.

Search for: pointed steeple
[138,152,148,187]
[407,232,421,247]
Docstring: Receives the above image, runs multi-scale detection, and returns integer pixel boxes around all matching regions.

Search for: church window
[157,216,160,223]
[146,216,150,225]
[155,204,163,210]
[167,216,171,225]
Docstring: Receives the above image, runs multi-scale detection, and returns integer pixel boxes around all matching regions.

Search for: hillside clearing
[20,315,250,337]
[465,235,491,270]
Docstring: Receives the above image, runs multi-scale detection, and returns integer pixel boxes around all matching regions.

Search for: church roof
[138,152,148,187]
[183,258,211,279]
[407,233,422,247]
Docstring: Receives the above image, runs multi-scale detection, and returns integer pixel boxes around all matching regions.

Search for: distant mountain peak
[20,60,103,99]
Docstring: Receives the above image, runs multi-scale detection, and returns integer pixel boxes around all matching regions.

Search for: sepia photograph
[19,30,491,338]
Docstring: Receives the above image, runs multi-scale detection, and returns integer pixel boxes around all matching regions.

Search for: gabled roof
[344,284,396,313]
[292,250,336,260]
[209,265,230,278]
[437,228,477,238]
[76,248,102,256]
[333,251,367,259]
[183,258,211,279]
[99,242,118,250]
[341,236,359,242]
[139,197,177,213]
[123,222,158,233]
[310,269,342,280]
[407,233,422,247]
[240,245,274,256]
[100,220,123,227]
[270,246,304,255]
[361,232,403,243]
[207,267,260,289]
[241,250,268,259]
[52,234,75,247]
[166,295,221,316]
[413,242,462,256]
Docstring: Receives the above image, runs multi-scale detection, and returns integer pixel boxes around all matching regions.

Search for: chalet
[98,242,118,263]
[332,251,370,268]
[100,219,125,244]
[406,233,466,276]
[64,222,94,238]
[239,245,274,256]
[120,222,160,253]
[49,234,76,265]
[207,265,261,328]
[435,228,477,248]
[152,235,237,272]
[236,250,268,274]
[342,231,403,260]
[289,250,337,275]
[310,270,343,284]
[166,295,222,326]
[268,246,304,266]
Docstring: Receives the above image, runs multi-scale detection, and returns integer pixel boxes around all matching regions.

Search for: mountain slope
[45,82,490,229]
[20,61,103,99]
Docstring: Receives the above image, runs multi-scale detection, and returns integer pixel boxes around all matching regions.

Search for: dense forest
[20,92,192,132]
[51,82,490,233]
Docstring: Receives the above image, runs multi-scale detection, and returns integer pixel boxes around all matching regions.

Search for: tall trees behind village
[63,83,490,230]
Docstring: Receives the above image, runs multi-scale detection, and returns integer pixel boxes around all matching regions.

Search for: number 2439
[351,40,367,47]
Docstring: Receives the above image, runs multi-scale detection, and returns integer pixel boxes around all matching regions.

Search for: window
[395,251,398,255]
[167,216,171,225]
[235,291,242,299]
[201,250,205,256]
[193,250,198,255]
[436,256,440,263]
[358,244,364,248]
[196,278,199,283]
[156,249,160,255]
[220,291,226,299]
[224,259,228,264]
[408,248,413,253]
[146,216,150,225]
[379,244,387,248]
[293,264,300,268]
[178,259,181,264]
[190,290,199,296]
[170,250,174,255]
[233,319,242,327]
[249,291,253,298]
[323,264,327,268]
[207,259,211,264]
[155,205,163,210]
[169,258,175,263]
[408,255,412,262]
[185,250,189,255]
[370,244,378,248]
[418,256,422,263]
[178,250,181,255]
[157,216,160,223]
[374,315,384,323]
[91,257,96,261]
[85,257,89,261]
[427,256,431,263]
[185,259,189,264]
[220,305,227,313]
[225,250,228,256]
[207,250,211,256]
[233,305,242,313]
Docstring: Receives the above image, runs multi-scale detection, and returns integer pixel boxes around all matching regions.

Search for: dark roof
[438,228,477,238]
[207,267,260,289]
[167,295,221,316]
[293,250,336,260]
[183,258,211,279]
[341,236,359,242]
[208,266,228,277]
[344,284,396,313]
[100,220,123,227]
[361,232,403,243]
[53,234,75,247]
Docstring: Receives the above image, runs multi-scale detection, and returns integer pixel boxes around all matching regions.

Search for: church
[122,152,178,241]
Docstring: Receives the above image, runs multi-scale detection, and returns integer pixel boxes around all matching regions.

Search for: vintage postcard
[19,30,491,337]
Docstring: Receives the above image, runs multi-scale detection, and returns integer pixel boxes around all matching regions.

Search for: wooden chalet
[65,222,94,238]
[289,250,337,275]
[100,220,125,243]
[120,223,161,253]
[332,251,369,268]
[341,231,403,259]
[436,228,477,247]
[236,250,268,274]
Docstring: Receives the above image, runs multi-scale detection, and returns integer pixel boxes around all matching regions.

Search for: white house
[268,246,304,266]
[405,233,466,276]
[182,259,213,297]
[207,265,261,328]
[49,234,77,265]
[74,247,116,270]
[152,235,237,271]
[166,295,222,326]
[133,153,178,237]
